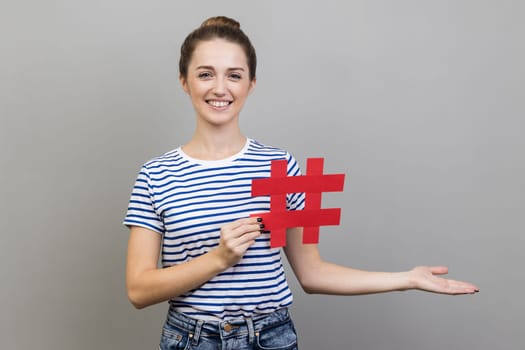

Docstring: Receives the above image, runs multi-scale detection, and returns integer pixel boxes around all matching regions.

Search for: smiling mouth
[207,100,232,108]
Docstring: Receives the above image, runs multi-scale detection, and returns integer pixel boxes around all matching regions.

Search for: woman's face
[180,38,255,128]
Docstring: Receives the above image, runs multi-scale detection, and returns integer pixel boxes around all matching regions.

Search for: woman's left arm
[283,227,479,295]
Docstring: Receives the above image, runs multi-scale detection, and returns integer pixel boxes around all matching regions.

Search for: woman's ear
[180,75,189,94]
[248,78,256,95]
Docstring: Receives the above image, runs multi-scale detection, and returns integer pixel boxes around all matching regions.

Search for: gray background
[2,0,524,349]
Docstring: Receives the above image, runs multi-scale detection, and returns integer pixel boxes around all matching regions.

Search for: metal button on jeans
[223,323,234,332]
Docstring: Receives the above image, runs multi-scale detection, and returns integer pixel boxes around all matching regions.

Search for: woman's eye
[198,72,212,79]
[229,73,242,80]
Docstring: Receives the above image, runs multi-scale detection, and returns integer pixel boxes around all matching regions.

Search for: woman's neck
[182,127,247,161]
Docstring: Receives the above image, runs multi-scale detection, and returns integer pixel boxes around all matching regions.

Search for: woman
[124,16,479,350]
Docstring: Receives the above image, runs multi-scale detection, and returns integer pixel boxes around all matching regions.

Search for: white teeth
[208,100,230,107]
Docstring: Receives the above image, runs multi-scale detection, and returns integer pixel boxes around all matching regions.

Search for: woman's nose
[212,78,227,95]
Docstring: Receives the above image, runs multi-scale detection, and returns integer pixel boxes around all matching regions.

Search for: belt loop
[246,317,255,344]
[192,319,204,346]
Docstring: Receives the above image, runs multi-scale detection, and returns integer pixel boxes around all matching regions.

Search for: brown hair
[179,16,257,80]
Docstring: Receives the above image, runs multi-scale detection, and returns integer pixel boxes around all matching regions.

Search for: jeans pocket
[255,320,298,350]
[159,324,191,350]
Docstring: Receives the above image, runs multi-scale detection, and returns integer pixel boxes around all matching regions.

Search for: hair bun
[200,16,241,30]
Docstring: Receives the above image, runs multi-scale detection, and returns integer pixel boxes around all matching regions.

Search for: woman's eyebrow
[196,65,215,70]
[195,65,245,72]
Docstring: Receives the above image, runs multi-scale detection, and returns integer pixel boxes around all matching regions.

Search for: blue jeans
[159,307,298,350]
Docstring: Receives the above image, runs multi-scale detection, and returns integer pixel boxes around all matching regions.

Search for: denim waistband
[165,307,291,345]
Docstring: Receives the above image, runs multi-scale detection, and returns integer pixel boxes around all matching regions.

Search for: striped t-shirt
[123,138,305,320]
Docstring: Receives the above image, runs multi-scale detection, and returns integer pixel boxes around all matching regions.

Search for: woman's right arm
[126,217,262,309]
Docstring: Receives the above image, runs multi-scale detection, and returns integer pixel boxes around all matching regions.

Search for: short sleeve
[123,165,165,234]
[285,152,306,211]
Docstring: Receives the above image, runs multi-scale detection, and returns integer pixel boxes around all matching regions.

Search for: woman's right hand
[213,217,264,268]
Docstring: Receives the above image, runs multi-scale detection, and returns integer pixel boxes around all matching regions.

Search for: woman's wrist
[395,270,416,291]
[207,248,231,272]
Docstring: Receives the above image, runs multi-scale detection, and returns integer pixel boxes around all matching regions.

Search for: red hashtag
[251,158,345,248]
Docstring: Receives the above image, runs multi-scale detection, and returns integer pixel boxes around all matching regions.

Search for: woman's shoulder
[140,147,186,171]
[246,139,292,158]
[246,139,302,176]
